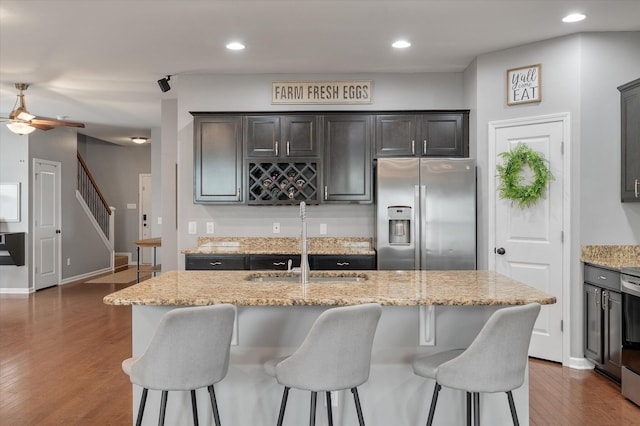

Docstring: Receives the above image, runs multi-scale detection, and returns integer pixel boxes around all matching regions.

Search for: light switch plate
[188,221,197,234]
[127,203,137,209]
[320,223,327,235]
[206,222,214,234]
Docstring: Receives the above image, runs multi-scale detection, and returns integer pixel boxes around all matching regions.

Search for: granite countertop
[103,270,556,307]
[182,237,375,255]
[581,245,640,270]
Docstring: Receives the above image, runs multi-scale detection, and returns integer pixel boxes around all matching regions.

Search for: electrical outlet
[206,222,215,234]
[66,258,71,266]
[188,221,197,234]
[157,217,162,225]
[273,222,281,234]
[320,223,327,235]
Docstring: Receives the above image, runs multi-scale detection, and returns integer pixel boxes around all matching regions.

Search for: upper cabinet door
[323,114,372,203]
[374,114,419,157]
[284,115,319,157]
[194,116,243,203]
[420,113,467,157]
[245,116,281,157]
[619,78,640,202]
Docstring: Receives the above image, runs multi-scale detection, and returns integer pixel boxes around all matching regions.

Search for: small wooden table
[134,237,161,283]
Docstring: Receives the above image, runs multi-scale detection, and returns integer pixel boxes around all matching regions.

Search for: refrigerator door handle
[420,185,427,270]
[414,185,420,270]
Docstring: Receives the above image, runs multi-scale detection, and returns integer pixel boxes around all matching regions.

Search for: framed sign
[0,182,21,222]
[507,64,541,105]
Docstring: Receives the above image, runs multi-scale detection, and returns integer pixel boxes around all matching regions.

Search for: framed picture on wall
[0,182,21,222]
[507,64,542,105]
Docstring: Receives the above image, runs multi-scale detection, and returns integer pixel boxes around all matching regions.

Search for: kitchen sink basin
[246,272,368,282]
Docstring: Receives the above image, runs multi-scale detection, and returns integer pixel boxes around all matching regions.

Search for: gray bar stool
[412,303,541,426]
[264,303,382,426]
[122,304,236,426]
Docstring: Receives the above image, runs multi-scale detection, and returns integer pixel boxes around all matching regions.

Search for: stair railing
[77,152,112,239]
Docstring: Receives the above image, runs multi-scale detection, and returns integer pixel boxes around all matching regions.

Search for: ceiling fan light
[17,111,35,121]
[7,121,36,135]
[131,137,148,144]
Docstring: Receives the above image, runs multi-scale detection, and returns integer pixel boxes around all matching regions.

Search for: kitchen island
[105,270,555,426]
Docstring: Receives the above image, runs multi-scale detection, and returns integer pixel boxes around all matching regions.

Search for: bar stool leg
[158,391,168,426]
[426,383,441,426]
[325,392,334,426]
[208,385,221,426]
[466,392,472,426]
[351,387,365,426]
[310,391,317,426]
[506,391,519,426]
[136,388,148,426]
[277,387,289,426]
[190,389,199,426]
[473,393,480,426]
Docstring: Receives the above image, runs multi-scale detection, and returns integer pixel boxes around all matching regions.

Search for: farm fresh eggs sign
[272,81,372,104]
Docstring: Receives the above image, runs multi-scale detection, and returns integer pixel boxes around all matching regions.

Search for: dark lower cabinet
[584,264,622,382]
[185,254,248,270]
[310,255,376,270]
[249,254,301,270]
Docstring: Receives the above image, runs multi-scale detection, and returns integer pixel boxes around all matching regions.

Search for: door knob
[496,247,506,255]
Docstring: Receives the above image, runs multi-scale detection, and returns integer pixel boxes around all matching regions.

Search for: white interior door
[33,159,61,291]
[490,117,566,363]
[139,174,152,264]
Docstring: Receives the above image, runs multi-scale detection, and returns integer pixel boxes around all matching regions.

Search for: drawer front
[185,254,247,270]
[249,255,300,270]
[584,264,620,291]
[310,255,376,270]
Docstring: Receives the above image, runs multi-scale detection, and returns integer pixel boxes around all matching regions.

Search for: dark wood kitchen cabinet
[249,254,301,270]
[185,253,248,270]
[245,115,319,158]
[322,114,372,202]
[193,115,243,203]
[374,112,469,158]
[309,254,376,270]
[618,78,640,202]
[584,264,622,382]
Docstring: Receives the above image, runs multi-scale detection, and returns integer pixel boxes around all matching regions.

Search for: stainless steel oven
[621,267,640,406]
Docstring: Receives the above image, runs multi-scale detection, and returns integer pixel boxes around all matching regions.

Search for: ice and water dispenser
[387,206,411,245]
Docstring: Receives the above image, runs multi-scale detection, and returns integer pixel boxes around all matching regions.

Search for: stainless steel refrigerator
[376,158,476,270]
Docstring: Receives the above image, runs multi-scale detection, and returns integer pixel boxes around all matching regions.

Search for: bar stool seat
[122,304,236,426]
[412,303,541,426]
[264,303,382,426]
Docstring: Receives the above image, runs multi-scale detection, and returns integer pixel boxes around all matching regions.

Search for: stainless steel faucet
[300,201,310,285]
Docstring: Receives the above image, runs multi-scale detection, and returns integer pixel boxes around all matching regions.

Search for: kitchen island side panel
[130,305,527,426]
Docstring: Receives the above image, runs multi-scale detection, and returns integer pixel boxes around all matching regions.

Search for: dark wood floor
[1,279,639,425]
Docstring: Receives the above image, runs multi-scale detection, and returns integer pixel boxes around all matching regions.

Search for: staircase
[114,255,128,273]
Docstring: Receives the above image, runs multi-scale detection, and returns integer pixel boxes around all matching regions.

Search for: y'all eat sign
[507,64,541,105]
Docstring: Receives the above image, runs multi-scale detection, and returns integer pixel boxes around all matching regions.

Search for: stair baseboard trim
[568,357,595,370]
[60,267,112,286]
[0,287,33,295]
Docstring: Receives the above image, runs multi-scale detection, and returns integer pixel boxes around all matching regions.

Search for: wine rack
[248,162,319,205]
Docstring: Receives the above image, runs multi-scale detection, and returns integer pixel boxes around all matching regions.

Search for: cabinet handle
[598,276,607,280]
[286,141,290,157]
[337,262,350,266]
[272,262,286,266]
[324,186,328,200]
[602,290,608,310]
[635,178,639,197]
[210,262,222,266]
[595,288,600,306]
[411,140,415,155]
[236,187,241,201]
[423,140,427,154]
[275,141,279,157]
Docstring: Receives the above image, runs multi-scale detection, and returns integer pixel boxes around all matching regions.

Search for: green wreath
[497,144,554,209]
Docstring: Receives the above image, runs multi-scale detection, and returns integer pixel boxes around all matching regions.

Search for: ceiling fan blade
[31,118,85,128]
[29,122,54,131]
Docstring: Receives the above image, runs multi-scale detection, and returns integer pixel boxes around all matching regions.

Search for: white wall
[165,72,465,268]
[0,127,30,292]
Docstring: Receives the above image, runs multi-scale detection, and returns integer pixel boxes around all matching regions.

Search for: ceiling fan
[1,83,85,135]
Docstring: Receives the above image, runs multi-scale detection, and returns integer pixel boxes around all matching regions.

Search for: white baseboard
[0,287,33,294]
[568,357,595,370]
[59,267,113,285]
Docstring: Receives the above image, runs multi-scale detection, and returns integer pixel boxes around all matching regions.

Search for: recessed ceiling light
[131,137,148,144]
[562,13,586,23]
[392,40,411,49]
[226,42,245,50]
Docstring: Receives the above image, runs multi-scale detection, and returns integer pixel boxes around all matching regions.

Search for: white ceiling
[1,0,639,145]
